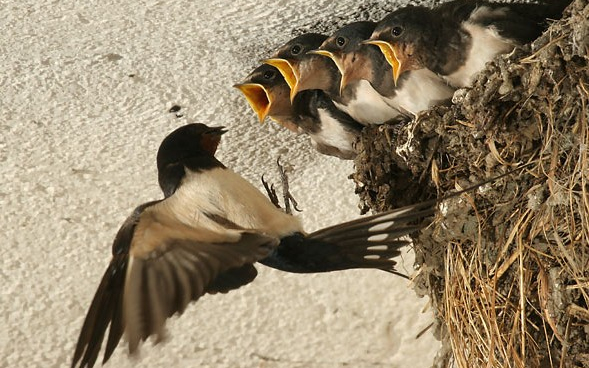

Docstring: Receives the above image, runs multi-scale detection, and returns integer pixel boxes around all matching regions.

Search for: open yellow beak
[363,40,403,86]
[262,58,300,102]
[308,49,348,95]
[233,83,271,123]
[308,49,344,75]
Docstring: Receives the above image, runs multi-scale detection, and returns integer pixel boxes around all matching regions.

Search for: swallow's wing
[72,204,277,368]
[71,202,153,368]
[124,207,277,352]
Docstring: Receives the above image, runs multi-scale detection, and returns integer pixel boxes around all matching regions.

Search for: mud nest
[351,1,589,367]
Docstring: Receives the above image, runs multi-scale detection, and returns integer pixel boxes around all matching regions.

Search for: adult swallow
[368,0,572,88]
[72,123,439,367]
[265,33,403,125]
[235,64,363,159]
[314,21,455,118]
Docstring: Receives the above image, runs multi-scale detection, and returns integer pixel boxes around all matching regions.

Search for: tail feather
[333,227,424,247]
[309,201,437,272]
[308,201,436,245]
[342,242,409,265]
[308,201,436,240]
[341,242,410,255]
[315,222,429,243]
[261,201,437,274]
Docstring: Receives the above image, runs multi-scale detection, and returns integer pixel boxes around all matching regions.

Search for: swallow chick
[314,21,455,118]
[263,33,331,102]
[72,123,439,367]
[265,33,403,125]
[235,63,363,159]
[369,0,572,88]
[233,64,300,133]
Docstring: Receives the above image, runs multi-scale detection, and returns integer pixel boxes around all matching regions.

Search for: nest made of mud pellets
[352,1,589,367]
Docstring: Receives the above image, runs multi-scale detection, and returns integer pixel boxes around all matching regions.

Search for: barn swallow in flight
[265,33,403,125]
[368,0,572,88]
[313,21,455,118]
[234,63,363,159]
[72,123,441,367]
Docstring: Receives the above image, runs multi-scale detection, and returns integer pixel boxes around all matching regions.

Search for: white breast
[310,108,356,153]
[386,69,455,116]
[446,6,516,88]
[158,167,303,238]
[336,80,403,125]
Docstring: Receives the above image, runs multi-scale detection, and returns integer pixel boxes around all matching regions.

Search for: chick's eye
[263,70,275,79]
[391,26,403,37]
[335,37,346,47]
[291,45,302,55]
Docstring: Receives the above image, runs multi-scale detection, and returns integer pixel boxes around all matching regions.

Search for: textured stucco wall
[1,1,439,367]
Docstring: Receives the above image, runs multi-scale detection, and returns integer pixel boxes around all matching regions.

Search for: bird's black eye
[263,70,275,79]
[291,44,302,55]
[391,26,403,37]
[335,36,346,48]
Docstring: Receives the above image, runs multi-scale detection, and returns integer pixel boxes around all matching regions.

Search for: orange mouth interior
[234,83,271,122]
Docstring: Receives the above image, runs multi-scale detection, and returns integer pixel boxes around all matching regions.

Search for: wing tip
[71,255,128,368]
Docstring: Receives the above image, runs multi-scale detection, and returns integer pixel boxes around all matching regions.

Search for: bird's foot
[260,157,302,215]
[276,157,301,215]
[261,175,281,209]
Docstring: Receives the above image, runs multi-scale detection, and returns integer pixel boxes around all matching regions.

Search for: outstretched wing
[71,204,278,368]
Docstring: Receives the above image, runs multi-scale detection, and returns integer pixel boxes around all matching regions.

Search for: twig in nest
[380,267,409,279]
[420,136,441,186]
[416,322,434,339]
